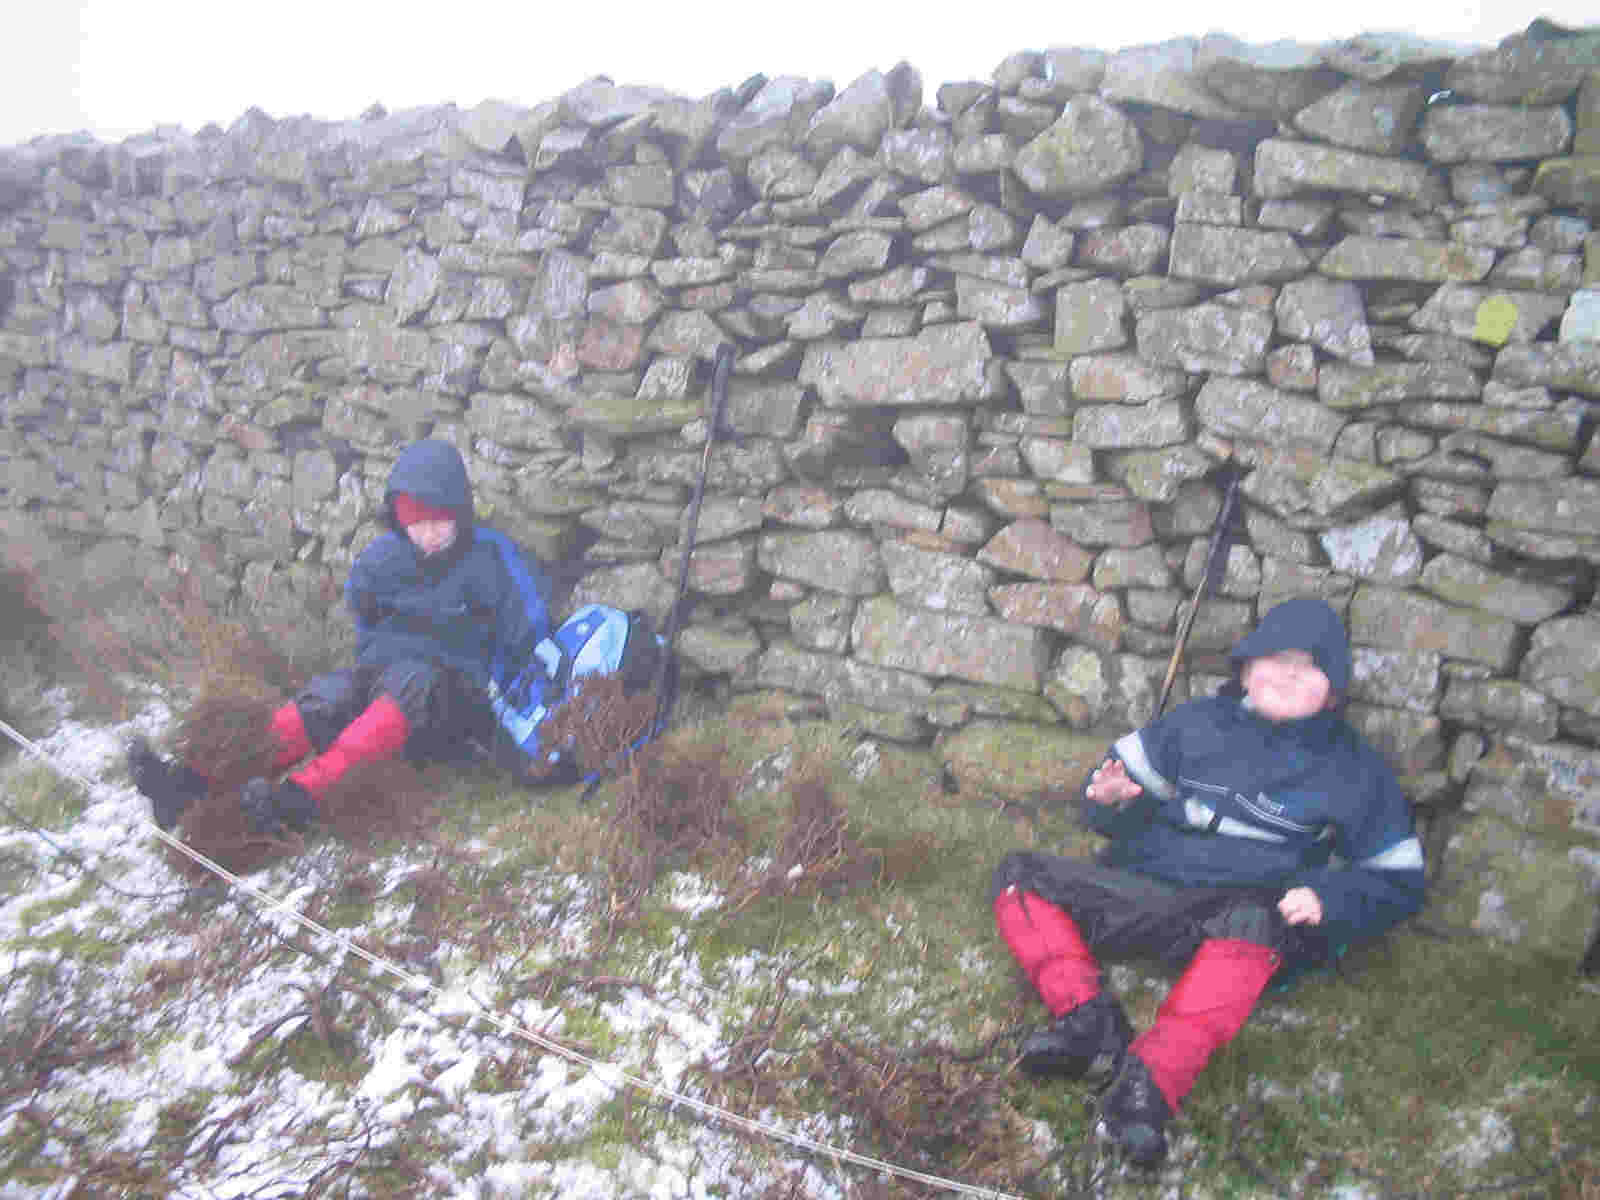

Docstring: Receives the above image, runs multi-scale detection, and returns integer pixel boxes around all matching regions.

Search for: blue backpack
[476,531,670,781]
[489,603,662,770]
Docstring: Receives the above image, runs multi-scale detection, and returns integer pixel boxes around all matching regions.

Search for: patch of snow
[664,871,725,917]
[847,741,881,781]
[1106,963,1166,994]
[1248,1077,1297,1103]
[743,746,793,794]
[956,947,990,974]
[1442,1109,1515,1169]
[1255,1005,1316,1029]
[882,982,921,1015]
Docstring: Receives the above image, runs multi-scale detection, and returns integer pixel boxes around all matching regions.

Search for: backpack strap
[473,527,553,687]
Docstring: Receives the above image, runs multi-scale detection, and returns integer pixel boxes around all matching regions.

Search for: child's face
[1240,649,1333,722]
[406,517,457,557]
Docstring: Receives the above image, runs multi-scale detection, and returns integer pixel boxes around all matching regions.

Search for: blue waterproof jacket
[1084,597,1426,949]
[345,439,550,690]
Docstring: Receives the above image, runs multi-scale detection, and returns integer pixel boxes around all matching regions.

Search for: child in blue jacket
[992,596,1425,1166]
[130,438,553,834]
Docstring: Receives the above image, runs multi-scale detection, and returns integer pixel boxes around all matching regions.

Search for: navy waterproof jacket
[345,439,551,690]
[1084,597,1426,949]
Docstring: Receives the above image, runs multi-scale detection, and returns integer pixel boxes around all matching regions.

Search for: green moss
[938,719,1105,799]
[560,1097,634,1168]
[11,926,123,965]
[558,1007,628,1059]
[154,1092,215,1143]
[0,846,38,901]
[320,890,379,932]
[281,1026,370,1087]
[0,1116,51,1183]
[12,880,97,933]
[1,763,89,831]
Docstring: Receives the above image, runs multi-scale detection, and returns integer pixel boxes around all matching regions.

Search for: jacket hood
[383,439,474,535]
[1227,595,1351,697]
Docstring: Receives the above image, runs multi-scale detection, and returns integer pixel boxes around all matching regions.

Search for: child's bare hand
[1278,887,1323,926]
[1086,758,1142,807]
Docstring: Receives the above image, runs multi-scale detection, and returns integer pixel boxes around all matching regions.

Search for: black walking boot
[127,737,207,832]
[1018,991,1132,1083]
[239,777,316,836]
[1099,1053,1173,1168]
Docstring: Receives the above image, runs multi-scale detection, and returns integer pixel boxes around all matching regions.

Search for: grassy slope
[1,687,1597,1198]
[0,563,1595,1197]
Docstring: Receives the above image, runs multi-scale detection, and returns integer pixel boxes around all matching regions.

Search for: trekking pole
[1153,464,1242,721]
[648,342,736,740]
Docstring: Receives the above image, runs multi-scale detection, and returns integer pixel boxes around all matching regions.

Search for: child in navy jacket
[130,438,553,835]
[992,596,1425,1165]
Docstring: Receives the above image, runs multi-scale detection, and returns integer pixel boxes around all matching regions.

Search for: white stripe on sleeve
[1113,731,1176,801]
[1359,836,1424,872]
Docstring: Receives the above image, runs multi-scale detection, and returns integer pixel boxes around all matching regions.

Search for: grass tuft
[605,739,744,917]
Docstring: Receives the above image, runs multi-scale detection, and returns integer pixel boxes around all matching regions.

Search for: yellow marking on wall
[1473,294,1519,346]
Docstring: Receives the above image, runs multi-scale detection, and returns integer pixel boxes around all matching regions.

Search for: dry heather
[726,777,881,912]
[531,671,660,782]
[605,739,744,917]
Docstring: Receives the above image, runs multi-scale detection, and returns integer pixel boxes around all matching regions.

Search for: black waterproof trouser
[294,659,491,763]
[991,850,1331,974]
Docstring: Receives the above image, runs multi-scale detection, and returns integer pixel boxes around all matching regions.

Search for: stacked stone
[0,22,1597,955]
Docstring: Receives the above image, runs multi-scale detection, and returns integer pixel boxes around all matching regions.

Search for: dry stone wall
[2,22,1599,957]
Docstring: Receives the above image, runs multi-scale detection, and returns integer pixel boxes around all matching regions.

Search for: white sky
[4,1,1595,149]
